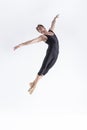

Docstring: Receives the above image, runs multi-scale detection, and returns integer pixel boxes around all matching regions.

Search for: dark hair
[36,24,45,30]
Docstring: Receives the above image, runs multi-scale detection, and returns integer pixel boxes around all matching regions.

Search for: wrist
[20,43,23,47]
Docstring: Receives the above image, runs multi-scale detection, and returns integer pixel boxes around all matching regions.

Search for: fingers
[13,45,20,51]
[55,14,59,19]
[54,14,59,20]
[13,46,17,51]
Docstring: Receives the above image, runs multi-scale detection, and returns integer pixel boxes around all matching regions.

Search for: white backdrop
[0,0,87,130]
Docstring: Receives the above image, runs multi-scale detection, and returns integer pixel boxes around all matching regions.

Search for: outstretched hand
[54,14,59,20]
[13,44,21,51]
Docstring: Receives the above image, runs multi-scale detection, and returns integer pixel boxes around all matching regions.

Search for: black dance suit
[38,30,59,75]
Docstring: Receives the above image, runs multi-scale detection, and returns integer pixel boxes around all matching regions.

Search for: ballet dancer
[14,14,59,94]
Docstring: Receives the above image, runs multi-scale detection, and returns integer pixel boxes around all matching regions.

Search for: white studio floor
[0,0,87,130]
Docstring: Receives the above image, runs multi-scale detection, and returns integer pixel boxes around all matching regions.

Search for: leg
[40,57,57,75]
[38,53,52,75]
[28,74,43,94]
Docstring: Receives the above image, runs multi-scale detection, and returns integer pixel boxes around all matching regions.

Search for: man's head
[36,24,46,34]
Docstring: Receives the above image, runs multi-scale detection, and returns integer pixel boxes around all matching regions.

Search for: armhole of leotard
[48,29,55,35]
[48,29,54,33]
[43,34,48,43]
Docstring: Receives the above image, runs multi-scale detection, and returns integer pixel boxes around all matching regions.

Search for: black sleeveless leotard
[38,30,59,75]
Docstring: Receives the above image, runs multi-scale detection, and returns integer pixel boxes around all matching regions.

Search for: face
[36,26,46,34]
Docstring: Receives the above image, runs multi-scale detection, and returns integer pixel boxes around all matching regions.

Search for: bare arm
[49,14,59,31]
[14,35,45,50]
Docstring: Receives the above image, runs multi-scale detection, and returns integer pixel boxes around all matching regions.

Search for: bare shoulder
[49,28,54,32]
[39,35,47,42]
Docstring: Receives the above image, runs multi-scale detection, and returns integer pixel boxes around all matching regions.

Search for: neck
[43,30,48,35]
